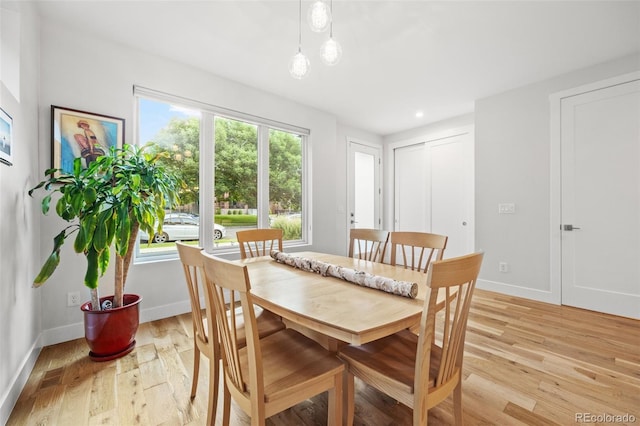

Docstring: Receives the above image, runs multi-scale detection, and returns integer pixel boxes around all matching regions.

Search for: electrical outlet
[67,291,81,307]
[498,203,516,214]
[499,262,509,273]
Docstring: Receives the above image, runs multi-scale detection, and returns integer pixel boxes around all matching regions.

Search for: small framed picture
[0,107,13,166]
[51,105,125,174]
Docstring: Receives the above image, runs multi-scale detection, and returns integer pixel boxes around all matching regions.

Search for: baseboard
[139,299,192,324]
[477,278,559,304]
[0,341,41,426]
[41,299,192,347]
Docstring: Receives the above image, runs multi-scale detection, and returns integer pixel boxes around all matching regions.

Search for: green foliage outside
[147,116,302,215]
[215,214,257,226]
[270,216,302,240]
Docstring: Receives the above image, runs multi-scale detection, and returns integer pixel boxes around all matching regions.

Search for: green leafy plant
[29,144,182,311]
[271,216,302,240]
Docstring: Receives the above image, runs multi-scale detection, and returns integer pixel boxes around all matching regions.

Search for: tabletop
[238,251,430,346]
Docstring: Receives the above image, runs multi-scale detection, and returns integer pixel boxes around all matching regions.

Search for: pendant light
[308,0,331,33]
[289,0,310,79]
[320,0,342,66]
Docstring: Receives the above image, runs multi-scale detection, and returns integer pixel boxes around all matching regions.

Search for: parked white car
[139,214,226,243]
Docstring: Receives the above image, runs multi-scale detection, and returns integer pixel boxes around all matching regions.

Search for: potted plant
[30,143,182,361]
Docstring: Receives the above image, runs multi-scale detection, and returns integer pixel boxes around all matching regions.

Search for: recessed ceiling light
[415,110,424,118]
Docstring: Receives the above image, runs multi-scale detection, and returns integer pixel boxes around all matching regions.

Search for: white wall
[0,2,42,424]
[475,53,640,302]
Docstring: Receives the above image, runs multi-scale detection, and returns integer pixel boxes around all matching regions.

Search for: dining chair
[389,231,448,272]
[201,253,345,426]
[390,231,450,335]
[236,228,283,259]
[348,228,389,263]
[338,252,483,426]
[176,242,285,425]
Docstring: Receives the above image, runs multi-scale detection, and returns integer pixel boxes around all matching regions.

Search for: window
[135,88,308,259]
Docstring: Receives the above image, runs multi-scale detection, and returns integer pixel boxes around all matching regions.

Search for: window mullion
[257,125,270,228]
[201,112,215,252]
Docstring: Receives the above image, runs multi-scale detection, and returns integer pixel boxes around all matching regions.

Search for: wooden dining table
[237,251,431,351]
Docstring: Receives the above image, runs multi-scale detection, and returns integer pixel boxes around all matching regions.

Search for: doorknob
[562,224,581,231]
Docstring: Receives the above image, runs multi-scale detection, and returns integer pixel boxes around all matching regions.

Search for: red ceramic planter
[80,294,142,362]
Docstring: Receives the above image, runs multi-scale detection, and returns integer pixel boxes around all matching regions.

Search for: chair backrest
[416,252,483,393]
[348,228,389,263]
[201,253,264,408]
[236,228,283,259]
[176,242,213,347]
[389,231,448,273]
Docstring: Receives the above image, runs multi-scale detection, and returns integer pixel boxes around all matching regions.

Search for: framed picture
[51,105,124,174]
[0,107,13,166]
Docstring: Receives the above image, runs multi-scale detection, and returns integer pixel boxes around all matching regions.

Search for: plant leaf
[84,248,100,289]
[98,247,110,276]
[33,251,60,287]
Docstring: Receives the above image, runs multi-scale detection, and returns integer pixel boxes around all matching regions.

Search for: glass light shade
[320,37,342,66]
[289,50,310,79]
[307,1,331,33]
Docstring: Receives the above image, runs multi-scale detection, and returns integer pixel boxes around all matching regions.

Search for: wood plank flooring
[7,289,640,425]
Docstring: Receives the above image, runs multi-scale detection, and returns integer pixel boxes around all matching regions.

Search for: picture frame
[0,107,13,166]
[51,105,125,174]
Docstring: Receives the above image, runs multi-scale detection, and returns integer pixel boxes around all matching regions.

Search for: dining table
[237,251,433,351]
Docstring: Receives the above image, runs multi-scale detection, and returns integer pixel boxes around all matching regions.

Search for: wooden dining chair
[389,231,448,272]
[176,242,285,425]
[348,228,389,263]
[200,253,345,426]
[236,228,283,259]
[338,252,483,426]
[390,232,450,335]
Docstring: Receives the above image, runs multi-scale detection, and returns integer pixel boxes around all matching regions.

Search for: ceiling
[34,1,640,136]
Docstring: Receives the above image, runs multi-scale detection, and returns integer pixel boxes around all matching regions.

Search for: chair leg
[191,345,200,399]
[206,355,219,426]
[344,371,355,426]
[413,399,428,426]
[222,381,231,426]
[327,371,343,426]
[453,381,463,426]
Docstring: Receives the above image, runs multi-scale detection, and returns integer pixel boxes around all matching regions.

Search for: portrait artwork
[51,106,124,174]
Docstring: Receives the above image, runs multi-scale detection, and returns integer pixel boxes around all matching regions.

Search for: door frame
[549,71,640,306]
[346,137,383,233]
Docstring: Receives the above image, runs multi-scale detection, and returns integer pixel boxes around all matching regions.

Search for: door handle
[562,224,581,231]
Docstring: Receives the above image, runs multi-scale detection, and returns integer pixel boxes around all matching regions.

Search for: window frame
[133,86,310,262]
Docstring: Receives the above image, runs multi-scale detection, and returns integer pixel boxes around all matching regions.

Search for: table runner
[270,250,418,298]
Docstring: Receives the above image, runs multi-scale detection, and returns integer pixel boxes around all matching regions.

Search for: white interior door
[561,79,640,319]
[393,132,474,258]
[348,140,381,230]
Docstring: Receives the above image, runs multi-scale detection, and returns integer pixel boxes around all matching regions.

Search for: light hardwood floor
[8,289,640,425]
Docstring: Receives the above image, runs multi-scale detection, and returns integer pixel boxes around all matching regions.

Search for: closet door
[394,143,428,232]
[429,135,473,258]
[393,132,474,258]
